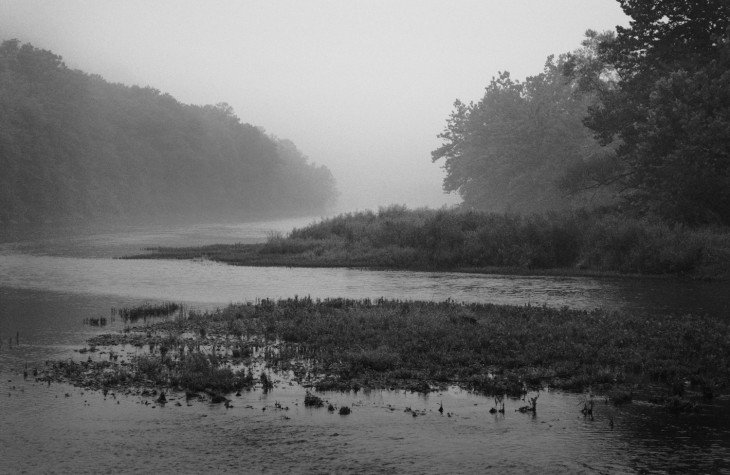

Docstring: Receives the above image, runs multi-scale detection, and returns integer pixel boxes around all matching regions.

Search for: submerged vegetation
[135,207,730,279]
[42,298,730,406]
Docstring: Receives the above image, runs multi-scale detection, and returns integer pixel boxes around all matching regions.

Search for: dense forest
[433,0,730,225]
[0,40,337,224]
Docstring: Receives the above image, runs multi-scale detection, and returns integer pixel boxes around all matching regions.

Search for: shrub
[304,391,324,407]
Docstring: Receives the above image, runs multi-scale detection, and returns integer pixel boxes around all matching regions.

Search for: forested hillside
[0,40,337,224]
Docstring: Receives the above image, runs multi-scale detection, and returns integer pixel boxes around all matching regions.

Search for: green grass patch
[129,207,730,279]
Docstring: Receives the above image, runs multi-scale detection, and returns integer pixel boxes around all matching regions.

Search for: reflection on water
[1,220,730,474]
[2,245,730,318]
[2,368,729,474]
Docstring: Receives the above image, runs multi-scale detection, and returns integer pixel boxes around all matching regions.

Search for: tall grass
[134,206,730,277]
[114,302,182,323]
[247,297,730,396]
[45,297,730,400]
[268,206,730,277]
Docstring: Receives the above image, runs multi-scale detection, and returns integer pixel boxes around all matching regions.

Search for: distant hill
[0,40,337,224]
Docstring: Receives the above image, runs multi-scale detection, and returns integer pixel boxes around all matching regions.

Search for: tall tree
[432,54,609,213]
[585,0,730,223]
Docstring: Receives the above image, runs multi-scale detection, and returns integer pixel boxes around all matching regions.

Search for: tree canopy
[0,40,337,224]
[432,51,611,213]
[583,0,730,224]
[433,0,730,225]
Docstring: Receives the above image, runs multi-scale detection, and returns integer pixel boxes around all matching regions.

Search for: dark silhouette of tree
[583,0,730,224]
[432,53,610,213]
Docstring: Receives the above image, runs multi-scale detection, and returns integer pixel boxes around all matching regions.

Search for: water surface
[1,219,729,474]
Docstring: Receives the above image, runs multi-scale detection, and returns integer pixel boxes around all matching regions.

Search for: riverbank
[39,298,730,409]
[128,207,730,280]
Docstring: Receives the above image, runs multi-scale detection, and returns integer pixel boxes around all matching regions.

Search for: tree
[0,40,338,223]
[558,30,625,198]
[432,54,609,213]
[584,0,730,224]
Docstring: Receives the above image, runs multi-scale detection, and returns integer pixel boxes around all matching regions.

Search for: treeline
[433,1,730,225]
[0,40,337,224]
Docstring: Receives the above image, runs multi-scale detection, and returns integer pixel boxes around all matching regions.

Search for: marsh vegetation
[41,298,729,410]
[135,207,730,279]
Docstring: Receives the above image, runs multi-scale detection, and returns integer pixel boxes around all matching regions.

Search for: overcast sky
[1,0,629,212]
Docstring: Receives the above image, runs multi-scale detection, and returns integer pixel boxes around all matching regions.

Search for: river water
[1,219,729,474]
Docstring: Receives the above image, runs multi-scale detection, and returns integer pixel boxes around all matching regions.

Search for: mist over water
[1,1,728,470]
[0,0,630,211]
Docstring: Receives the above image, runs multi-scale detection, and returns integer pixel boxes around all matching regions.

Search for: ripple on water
[3,372,730,474]
[2,222,730,473]
[3,250,730,316]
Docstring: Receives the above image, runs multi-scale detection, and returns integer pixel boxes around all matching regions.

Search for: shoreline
[121,205,730,281]
[125,245,717,281]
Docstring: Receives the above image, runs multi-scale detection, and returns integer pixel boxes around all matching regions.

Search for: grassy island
[43,298,730,409]
[130,207,730,280]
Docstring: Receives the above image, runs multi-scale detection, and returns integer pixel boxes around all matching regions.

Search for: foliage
[114,302,181,323]
[139,206,730,278]
[432,50,613,213]
[172,353,242,393]
[52,297,730,400]
[304,391,325,407]
[581,1,730,224]
[0,40,337,224]
[436,6,730,225]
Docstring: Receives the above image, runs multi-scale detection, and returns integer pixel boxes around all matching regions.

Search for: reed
[304,391,324,407]
[130,207,730,279]
[40,297,730,405]
[115,302,182,323]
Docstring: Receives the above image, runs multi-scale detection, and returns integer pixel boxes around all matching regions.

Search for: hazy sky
[1,0,629,211]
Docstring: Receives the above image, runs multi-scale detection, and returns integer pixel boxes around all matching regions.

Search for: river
[1,218,729,474]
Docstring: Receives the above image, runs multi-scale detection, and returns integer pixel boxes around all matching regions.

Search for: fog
[1,0,628,212]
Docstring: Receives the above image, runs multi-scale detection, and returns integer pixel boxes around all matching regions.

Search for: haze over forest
[0,40,337,223]
[1,0,631,217]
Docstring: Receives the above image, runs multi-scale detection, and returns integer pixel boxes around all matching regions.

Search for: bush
[146,207,730,277]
